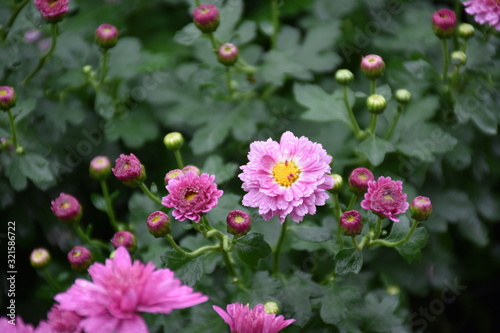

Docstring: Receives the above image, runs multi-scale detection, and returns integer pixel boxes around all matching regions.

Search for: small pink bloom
[146,211,170,238]
[193,4,220,33]
[464,0,500,31]
[348,167,374,194]
[432,8,457,38]
[226,210,251,237]
[360,54,385,79]
[111,231,136,251]
[30,248,51,268]
[213,303,295,333]
[89,156,111,180]
[55,247,208,333]
[0,86,16,111]
[51,193,82,224]
[111,153,146,187]
[340,210,363,236]
[218,43,239,66]
[162,171,223,223]
[182,165,200,176]
[68,246,93,272]
[410,196,432,221]
[239,131,333,223]
[164,168,183,186]
[361,176,409,222]
[47,304,82,333]
[34,0,69,23]
[95,24,119,49]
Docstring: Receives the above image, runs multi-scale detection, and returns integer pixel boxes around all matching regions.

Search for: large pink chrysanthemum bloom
[239,131,333,223]
[162,171,223,223]
[360,176,409,222]
[54,247,208,333]
[464,0,500,31]
[34,0,69,23]
[213,303,295,333]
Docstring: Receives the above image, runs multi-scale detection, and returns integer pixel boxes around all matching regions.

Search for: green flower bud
[264,302,280,315]
[457,23,474,39]
[335,69,354,85]
[394,89,412,104]
[163,132,184,151]
[451,51,467,66]
[30,248,51,269]
[367,94,387,114]
[329,174,343,194]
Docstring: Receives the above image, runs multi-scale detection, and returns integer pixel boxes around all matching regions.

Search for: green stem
[75,224,109,251]
[235,57,257,75]
[368,114,378,135]
[1,0,30,43]
[370,219,420,248]
[334,194,344,249]
[195,0,200,6]
[351,236,362,251]
[372,217,383,240]
[346,193,357,211]
[100,49,109,86]
[207,32,218,52]
[442,39,449,83]
[43,268,63,291]
[271,0,280,49]
[173,150,184,169]
[370,79,376,95]
[383,104,403,140]
[273,218,288,275]
[225,66,234,98]
[220,244,241,283]
[165,234,219,257]
[6,109,19,150]
[343,85,363,139]
[22,23,58,86]
[138,182,162,206]
[100,180,122,231]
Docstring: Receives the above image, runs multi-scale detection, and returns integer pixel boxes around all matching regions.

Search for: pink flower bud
[95,24,119,49]
[165,169,184,186]
[340,210,363,236]
[34,0,69,23]
[348,168,374,194]
[112,153,146,187]
[0,86,16,111]
[111,231,136,251]
[432,9,456,39]
[360,54,385,79]
[217,43,239,66]
[89,156,111,180]
[146,211,171,238]
[68,246,93,272]
[410,196,432,221]
[193,4,220,33]
[227,210,251,237]
[51,193,83,224]
[30,248,51,268]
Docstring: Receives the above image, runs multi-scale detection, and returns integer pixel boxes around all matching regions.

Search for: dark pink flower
[348,167,374,194]
[361,176,409,222]
[111,231,136,251]
[410,196,432,221]
[146,211,170,238]
[432,8,457,38]
[51,193,82,224]
[226,210,251,237]
[464,0,500,31]
[213,303,295,333]
[193,4,220,33]
[218,43,239,66]
[95,24,119,49]
[0,86,16,111]
[360,54,385,79]
[55,247,208,333]
[239,131,333,224]
[111,153,146,187]
[339,210,363,236]
[47,304,82,333]
[34,0,69,23]
[162,171,223,223]
[68,246,93,272]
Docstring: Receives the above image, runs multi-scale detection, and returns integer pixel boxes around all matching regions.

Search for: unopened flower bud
[360,54,385,79]
[67,246,93,272]
[111,231,136,251]
[165,169,184,186]
[395,89,412,104]
[457,23,474,39]
[146,211,171,238]
[217,43,239,66]
[264,302,280,315]
[111,153,146,187]
[34,0,69,23]
[335,69,354,85]
[367,94,387,114]
[82,65,93,74]
[340,210,363,236]
[30,248,51,268]
[0,86,16,111]
[329,174,343,194]
[182,165,201,176]
[227,210,251,238]
[410,196,432,221]
[51,193,83,224]
[348,167,374,194]
[89,156,111,180]
[95,24,119,50]
[163,132,184,151]
[193,4,220,34]
[432,9,456,39]
[451,51,467,66]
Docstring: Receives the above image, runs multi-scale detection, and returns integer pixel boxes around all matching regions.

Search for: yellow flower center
[272,160,300,187]
[61,202,70,209]
[233,215,245,224]
[358,173,368,180]
[0,90,7,96]
[383,194,394,201]
[185,190,198,201]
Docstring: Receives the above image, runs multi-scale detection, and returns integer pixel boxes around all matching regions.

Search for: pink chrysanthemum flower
[34,0,69,23]
[213,303,295,333]
[51,193,82,224]
[464,0,500,31]
[239,131,333,224]
[162,171,223,223]
[112,153,146,187]
[360,176,409,222]
[55,247,208,333]
[47,304,82,333]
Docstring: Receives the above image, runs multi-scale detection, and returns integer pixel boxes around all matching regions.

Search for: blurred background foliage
[1,0,499,332]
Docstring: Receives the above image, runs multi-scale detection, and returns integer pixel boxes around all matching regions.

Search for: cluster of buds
[165,165,201,185]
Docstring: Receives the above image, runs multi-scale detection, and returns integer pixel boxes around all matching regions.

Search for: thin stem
[370,219,420,248]
[442,39,449,83]
[138,182,162,206]
[74,224,109,251]
[220,244,241,283]
[351,236,362,251]
[372,217,383,240]
[1,0,30,42]
[173,150,184,169]
[100,49,109,86]
[346,193,357,211]
[370,79,376,95]
[271,0,280,49]
[333,194,343,249]
[208,32,218,52]
[165,234,219,257]
[43,268,63,291]
[273,218,288,275]
[22,23,58,86]
[368,114,378,135]
[100,180,121,231]
[342,85,363,139]
[6,109,19,150]
[384,104,403,140]
[195,0,200,6]
[225,66,234,98]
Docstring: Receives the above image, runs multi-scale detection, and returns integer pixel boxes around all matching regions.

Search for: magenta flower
[193,4,220,33]
[360,54,385,79]
[432,8,457,38]
[55,247,208,333]
[340,210,363,236]
[410,196,433,221]
[239,131,333,224]
[46,304,82,333]
[111,231,136,251]
[112,153,146,187]
[464,0,500,31]
[218,43,239,66]
[164,168,183,186]
[227,210,251,237]
[162,171,223,223]
[89,156,111,180]
[51,193,82,224]
[213,303,295,333]
[34,0,69,23]
[146,211,171,238]
[95,24,119,49]
[348,167,374,194]
[0,86,16,111]
[1,316,34,333]
[68,246,93,272]
[360,176,409,222]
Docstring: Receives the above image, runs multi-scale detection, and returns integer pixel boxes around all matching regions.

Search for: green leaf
[94,90,115,119]
[457,214,488,247]
[235,233,272,268]
[105,109,159,149]
[291,226,332,243]
[19,153,55,185]
[90,193,107,213]
[335,248,363,275]
[2,154,27,191]
[201,155,238,184]
[295,83,350,124]
[161,249,206,286]
[357,135,394,166]
[320,286,362,325]
[386,216,429,263]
